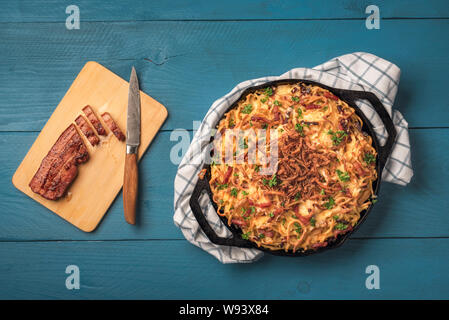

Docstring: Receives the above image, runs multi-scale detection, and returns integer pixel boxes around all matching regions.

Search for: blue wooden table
[1,0,448,299]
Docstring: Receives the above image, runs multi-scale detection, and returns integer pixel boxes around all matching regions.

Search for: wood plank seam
[1,18,449,24]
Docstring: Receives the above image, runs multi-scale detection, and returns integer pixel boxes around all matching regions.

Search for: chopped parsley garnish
[242,232,251,240]
[372,198,378,204]
[364,152,376,165]
[242,190,249,196]
[229,118,235,127]
[335,223,348,231]
[233,172,239,177]
[310,217,316,227]
[219,199,224,205]
[327,130,347,146]
[274,100,281,106]
[254,165,260,172]
[333,215,339,221]
[264,87,273,96]
[263,174,278,187]
[296,107,303,118]
[241,104,253,114]
[230,188,238,197]
[323,106,329,111]
[294,192,301,200]
[250,206,256,214]
[239,137,248,149]
[291,96,300,102]
[269,212,274,218]
[262,124,268,129]
[260,97,267,103]
[217,183,228,190]
[258,233,265,239]
[336,169,350,182]
[281,201,285,207]
[282,218,286,226]
[241,207,247,214]
[295,123,305,136]
[294,222,302,234]
[320,189,325,195]
[324,197,335,209]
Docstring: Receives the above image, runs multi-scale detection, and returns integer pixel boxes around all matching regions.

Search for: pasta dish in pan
[208,82,377,252]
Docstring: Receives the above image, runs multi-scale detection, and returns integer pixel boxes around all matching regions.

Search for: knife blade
[126,67,141,150]
[123,66,141,225]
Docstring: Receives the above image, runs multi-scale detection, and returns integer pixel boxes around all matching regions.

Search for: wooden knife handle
[123,153,138,225]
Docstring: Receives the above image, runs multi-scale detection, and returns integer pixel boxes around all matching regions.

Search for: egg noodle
[205,82,378,252]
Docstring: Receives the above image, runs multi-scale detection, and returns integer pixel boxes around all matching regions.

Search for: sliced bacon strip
[29,124,89,200]
[324,92,338,101]
[232,218,246,227]
[295,213,313,225]
[259,229,274,238]
[311,242,328,249]
[294,206,314,225]
[334,225,353,237]
[353,161,368,177]
[83,105,106,136]
[272,106,280,121]
[255,201,272,208]
[101,112,125,141]
[222,166,233,184]
[251,115,270,123]
[75,115,99,146]
[248,199,272,208]
[342,186,352,197]
[304,103,322,110]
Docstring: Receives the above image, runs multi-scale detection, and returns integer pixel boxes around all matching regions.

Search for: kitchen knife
[123,67,141,225]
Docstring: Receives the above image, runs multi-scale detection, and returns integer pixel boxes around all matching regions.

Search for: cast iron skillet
[189,79,397,256]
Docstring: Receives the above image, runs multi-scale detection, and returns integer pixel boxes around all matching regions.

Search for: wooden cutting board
[12,61,168,232]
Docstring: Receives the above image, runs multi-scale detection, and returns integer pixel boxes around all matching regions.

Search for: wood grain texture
[1,0,448,300]
[1,20,448,131]
[0,239,448,299]
[12,62,167,232]
[123,153,138,225]
[1,129,448,240]
[1,0,448,22]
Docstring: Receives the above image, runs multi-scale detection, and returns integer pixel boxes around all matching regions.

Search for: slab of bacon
[29,124,89,200]
[101,112,125,141]
[75,115,99,146]
[82,105,106,136]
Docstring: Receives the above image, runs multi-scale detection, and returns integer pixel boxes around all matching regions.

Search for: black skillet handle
[189,171,255,248]
[335,90,397,170]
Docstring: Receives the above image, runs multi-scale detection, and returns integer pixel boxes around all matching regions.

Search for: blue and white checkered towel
[173,52,413,263]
